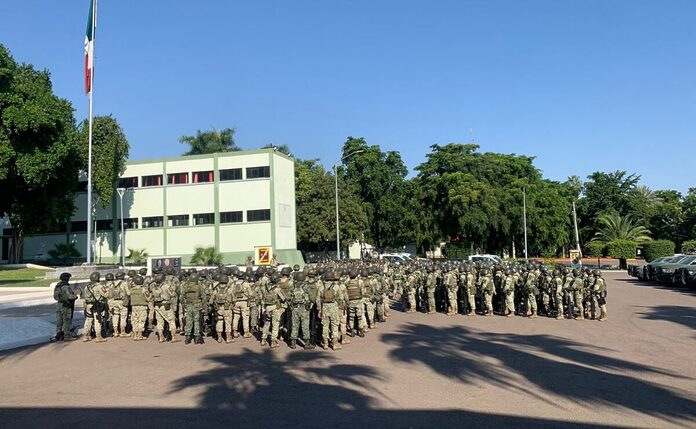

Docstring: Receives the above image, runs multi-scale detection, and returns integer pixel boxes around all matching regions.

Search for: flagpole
[86,0,96,265]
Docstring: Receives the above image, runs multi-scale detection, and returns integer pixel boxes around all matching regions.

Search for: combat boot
[225,333,234,344]
[50,332,64,342]
[157,332,165,343]
[347,328,354,337]
[216,332,223,343]
[332,341,342,350]
[321,341,328,350]
[195,336,204,344]
[358,329,365,338]
[95,334,107,343]
[303,339,315,350]
[289,339,297,349]
[243,332,252,338]
[83,335,91,343]
[185,336,192,344]
[260,338,268,346]
[341,335,351,345]
[270,339,279,348]
[233,330,239,338]
[170,335,181,343]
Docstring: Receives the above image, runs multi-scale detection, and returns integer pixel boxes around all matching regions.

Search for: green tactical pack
[346,279,361,300]
[130,287,147,306]
[322,287,335,303]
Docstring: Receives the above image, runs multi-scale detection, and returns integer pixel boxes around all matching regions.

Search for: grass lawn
[0,267,55,287]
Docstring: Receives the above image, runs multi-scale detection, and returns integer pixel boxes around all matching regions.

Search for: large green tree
[295,158,367,252]
[180,127,239,155]
[78,115,129,208]
[0,44,81,262]
[341,137,410,248]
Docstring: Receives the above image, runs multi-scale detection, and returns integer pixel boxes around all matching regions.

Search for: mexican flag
[84,0,95,94]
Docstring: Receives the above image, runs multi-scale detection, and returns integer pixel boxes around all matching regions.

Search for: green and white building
[0,149,303,266]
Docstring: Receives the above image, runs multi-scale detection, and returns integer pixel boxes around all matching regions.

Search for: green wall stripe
[213,153,220,251]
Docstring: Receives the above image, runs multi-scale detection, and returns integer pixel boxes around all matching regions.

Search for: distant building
[0,149,303,266]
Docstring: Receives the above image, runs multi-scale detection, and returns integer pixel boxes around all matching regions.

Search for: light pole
[523,186,528,261]
[117,187,126,268]
[334,149,364,260]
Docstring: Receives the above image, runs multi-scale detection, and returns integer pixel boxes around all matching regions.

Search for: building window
[219,168,242,181]
[142,175,163,187]
[96,220,113,231]
[118,177,138,188]
[118,218,138,229]
[220,211,243,224]
[246,166,270,179]
[193,213,214,225]
[76,181,88,192]
[168,215,189,227]
[71,221,87,232]
[168,172,189,185]
[142,216,164,228]
[192,171,214,183]
[247,209,271,222]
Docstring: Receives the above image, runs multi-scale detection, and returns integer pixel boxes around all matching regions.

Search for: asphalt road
[1,272,695,429]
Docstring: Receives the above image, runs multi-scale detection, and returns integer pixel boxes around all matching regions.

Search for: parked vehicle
[646,256,681,281]
[468,254,502,264]
[655,255,694,283]
[670,256,696,286]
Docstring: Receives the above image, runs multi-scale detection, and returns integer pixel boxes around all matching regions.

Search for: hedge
[606,240,637,260]
[585,241,606,258]
[681,240,696,254]
[643,240,675,262]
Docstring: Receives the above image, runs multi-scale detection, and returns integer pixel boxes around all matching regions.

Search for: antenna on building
[470,128,475,144]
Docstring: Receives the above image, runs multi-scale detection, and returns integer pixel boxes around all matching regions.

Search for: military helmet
[189,272,200,282]
[294,271,307,282]
[592,269,600,276]
[236,270,245,279]
[138,268,147,275]
[271,272,281,283]
[89,272,101,282]
[152,266,162,274]
[154,273,166,283]
[360,268,370,278]
[115,271,125,280]
[572,269,579,276]
[293,264,300,272]
[189,268,198,274]
[280,267,292,276]
[59,272,72,282]
[505,269,512,276]
[105,273,114,281]
[133,275,145,285]
[218,274,229,284]
[348,269,359,279]
[127,270,136,278]
[308,269,316,278]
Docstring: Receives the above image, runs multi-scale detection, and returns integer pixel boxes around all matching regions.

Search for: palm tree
[180,127,240,155]
[593,213,652,244]
[127,248,149,265]
[633,185,657,205]
[190,246,223,266]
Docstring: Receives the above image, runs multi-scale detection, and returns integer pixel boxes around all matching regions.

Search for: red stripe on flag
[84,54,91,94]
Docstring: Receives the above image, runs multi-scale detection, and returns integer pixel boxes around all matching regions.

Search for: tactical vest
[151,285,163,303]
[110,281,125,300]
[346,279,361,301]
[290,287,306,306]
[234,282,248,301]
[184,282,202,304]
[322,286,336,303]
[362,281,373,299]
[215,286,228,304]
[130,287,147,306]
[278,277,291,293]
[264,287,280,306]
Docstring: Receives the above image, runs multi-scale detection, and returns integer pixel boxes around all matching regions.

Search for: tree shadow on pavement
[638,305,696,332]
[382,323,696,424]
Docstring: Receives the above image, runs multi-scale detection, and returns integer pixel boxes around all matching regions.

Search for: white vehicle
[468,254,502,264]
[380,253,408,263]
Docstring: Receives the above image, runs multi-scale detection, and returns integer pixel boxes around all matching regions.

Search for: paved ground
[0,272,695,429]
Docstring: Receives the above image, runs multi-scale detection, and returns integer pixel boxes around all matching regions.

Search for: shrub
[607,240,637,269]
[190,246,223,266]
[681,240,696,254]
[585,241,606,258]
[48,243,80,265]
[127,248,149,265]
[643,240,675,262]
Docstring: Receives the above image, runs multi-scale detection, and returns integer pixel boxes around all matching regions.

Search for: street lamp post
[117,187,126,267]
[334,149,364,260]
[523,186,528,261]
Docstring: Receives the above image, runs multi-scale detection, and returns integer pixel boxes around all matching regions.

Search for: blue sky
[2,1,695,192]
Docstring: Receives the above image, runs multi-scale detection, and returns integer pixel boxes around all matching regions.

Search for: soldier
[179,272,208,344]
[502,269,515,317]
[260,272,286,348]
[211,273,234,343]
[553,270,565,320]
[245,255,254,268]
[83,272,109,343]
[288,271,314,349]
[425,266,438,314]
[345,268,366,338]
[278,267,294,339]
[403,267,418,313]
[572,270,585,320]
[563,268,575,319]
[539,268,552,316]
[444,266,458,316]
[464,265,477,316]
[108,272,129,337]
[306,269,322,346]
[127,275,150,341]
[336,270,351,344]
[362,269,376,329]
[525,267,539,318]
[140,267,156,332]
[231,271,254,338]
[593,270,608,321]
[480,268,495,316]
[50,273,78,342]
[250,267,266,334]
[316,270,344,350]
[152,272,181,343]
